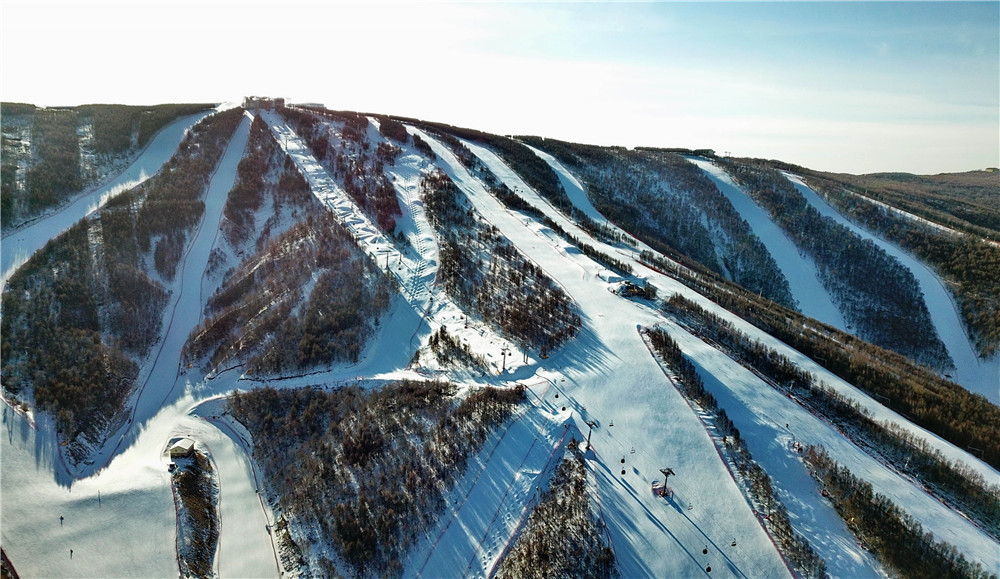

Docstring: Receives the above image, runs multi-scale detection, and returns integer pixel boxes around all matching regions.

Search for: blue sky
[2,1,997,174]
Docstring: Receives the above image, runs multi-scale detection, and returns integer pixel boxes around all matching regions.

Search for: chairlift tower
[660,467,675,484]
[586,420,598,450]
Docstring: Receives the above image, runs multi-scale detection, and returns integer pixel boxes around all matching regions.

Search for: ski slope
[412,126,795,578]
[785,173,1000,404]
[686,157,847,331]
[442,134,997,573]
[2,108,997,578]
[1,111,279,577]
[0,109,214,292]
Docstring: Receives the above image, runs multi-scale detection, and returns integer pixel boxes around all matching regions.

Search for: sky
[2,1,997,174]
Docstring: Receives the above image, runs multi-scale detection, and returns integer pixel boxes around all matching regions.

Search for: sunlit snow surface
[2,111,996,578]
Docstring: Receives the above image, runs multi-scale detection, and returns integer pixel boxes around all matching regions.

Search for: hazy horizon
[3,1,997,175]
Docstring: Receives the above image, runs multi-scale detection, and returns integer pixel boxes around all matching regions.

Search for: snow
[686,157,847,331]
[416,131,996,574]
[410,128,794,578]
[1,111,279,578]
[1,109,214,293]
[784,173,1000,404]
[3,109,996,579]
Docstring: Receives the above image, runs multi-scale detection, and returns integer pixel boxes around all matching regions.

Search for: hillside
[1,100,997,579]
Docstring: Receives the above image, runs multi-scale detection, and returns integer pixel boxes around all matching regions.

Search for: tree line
[228,380,525,577]
[646,327,827,578]
[663,293,1000,538]
[804,445,995,579]
[719,158,950,369]
[523,137,796,308]
[422,169,581,357]
[431,129,633,277]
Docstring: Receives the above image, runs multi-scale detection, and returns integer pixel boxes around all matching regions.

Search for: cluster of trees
[221,115,274,246]
[642,249,1000,469]
[25,108,82,215]
[171,450,219,579]
[804,445,994,579]
[525,138,795,308]
[646,327,827,578]
[802,173,1000,357]
[280,107,402,233]
[412,133,436,159]
[186,210,394,375]
[1,102,213,228]
[227,380,525,577]
[422,169,581,356]
[720,158,950,368]
[496,445,617,579]
[76,103,214,154]
[0,109,243,459]
[663,294,1000,537]
[375,115,408,143]
[434,130,634,278]
[428,326,490,372]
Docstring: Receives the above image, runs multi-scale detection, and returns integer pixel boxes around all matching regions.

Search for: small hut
[169,438,195,459]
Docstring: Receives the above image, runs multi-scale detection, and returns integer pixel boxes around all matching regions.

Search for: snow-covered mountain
[2,101,997,579]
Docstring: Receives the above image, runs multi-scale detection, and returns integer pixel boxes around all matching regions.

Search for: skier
[60,515,64,526]
[70,549,73,559]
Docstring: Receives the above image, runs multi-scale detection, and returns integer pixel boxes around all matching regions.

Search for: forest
[496,444,617,579]
[799,171,1000,357]
[228,381,526,577]
[0,108,242,459]
[804,445,994,579]
[663,294,1000,538]
[645,327,827,579]
[523,137,796,308]
[421,169,581,357]
[806,169,1000,238]
[187,193,393,374]
[0,102,213,228]
[638,249,1000,469]
[719,157,950,368]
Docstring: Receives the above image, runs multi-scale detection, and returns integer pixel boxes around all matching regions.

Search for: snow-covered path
[0,110,213,292]
[785,173,999,404]
[686,157,848,331]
